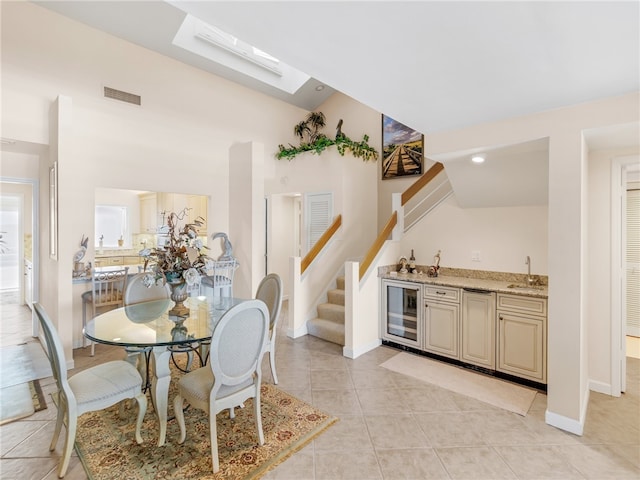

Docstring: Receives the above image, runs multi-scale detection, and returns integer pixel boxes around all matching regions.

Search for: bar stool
[200,259,238,305]
[82,267,129,356]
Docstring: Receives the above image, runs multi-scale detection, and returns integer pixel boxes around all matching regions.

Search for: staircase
[307,276,345,345]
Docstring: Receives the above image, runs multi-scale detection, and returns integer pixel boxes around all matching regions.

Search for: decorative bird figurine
[211,232,235,262]
[73,235,89,263]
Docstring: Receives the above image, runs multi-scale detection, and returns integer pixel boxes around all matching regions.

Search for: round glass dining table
[83,296,246,446]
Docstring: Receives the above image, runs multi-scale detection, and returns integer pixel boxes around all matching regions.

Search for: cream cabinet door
[497,311,546,383]
[139,193,158,233]
[461,290,496,369]
[424,301,459,359]
[187,195,207,232]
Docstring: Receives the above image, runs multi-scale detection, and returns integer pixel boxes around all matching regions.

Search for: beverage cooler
[381,279,422,348]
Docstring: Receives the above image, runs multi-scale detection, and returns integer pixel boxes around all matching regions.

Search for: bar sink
[506,283,545,290]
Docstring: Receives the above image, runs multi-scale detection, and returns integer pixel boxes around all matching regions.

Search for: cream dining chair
[173,299,270,474]
[81,267,129,356]
[34,303,146,478]
[255,273,283,384]
[123,273,172,376]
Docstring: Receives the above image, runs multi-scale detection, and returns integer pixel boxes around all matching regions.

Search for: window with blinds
[304,192,332,252]
[627,184,640,337]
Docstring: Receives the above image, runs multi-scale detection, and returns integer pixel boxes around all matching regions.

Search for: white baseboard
[589,379,612,395]
[343,338,381,359]
[287,324,308,339]
[545,387,590,436]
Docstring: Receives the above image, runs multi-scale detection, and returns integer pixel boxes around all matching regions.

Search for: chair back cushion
[124,273,170,305]
[255,273,283,331]
[208,300,269,392]
[33,303,74,406]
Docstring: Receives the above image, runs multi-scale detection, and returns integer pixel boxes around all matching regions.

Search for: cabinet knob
[499,314,504,321]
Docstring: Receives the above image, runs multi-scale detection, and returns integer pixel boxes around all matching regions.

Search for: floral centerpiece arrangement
[139,208,211,317]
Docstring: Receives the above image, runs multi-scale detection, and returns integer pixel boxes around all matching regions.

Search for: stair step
[327,288,345,306]
[336,276,345,290]
[307,317,345,346]
[316,303,345,323]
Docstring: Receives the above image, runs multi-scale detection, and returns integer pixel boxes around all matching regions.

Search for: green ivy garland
[276,112,378,162]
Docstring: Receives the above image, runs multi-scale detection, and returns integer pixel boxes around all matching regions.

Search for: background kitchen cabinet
[497,294,547,383]
[461,289,496,369]
[423,285,460,359]
[381,280,422,348]
[139,193,158,233]
[187,194,208,232]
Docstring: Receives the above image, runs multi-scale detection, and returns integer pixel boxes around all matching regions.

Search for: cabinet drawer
[497,294,547,316]
[123,256,141,264]
[424,285,460,303]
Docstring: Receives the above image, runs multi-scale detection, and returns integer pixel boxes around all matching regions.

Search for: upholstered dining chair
[124,272,170,305]
[34,303,146,478]
[125,273,198,373]
[81,267,129,356]
[255,273,283,384]
[173,299,270,474]
[123,273,173,375]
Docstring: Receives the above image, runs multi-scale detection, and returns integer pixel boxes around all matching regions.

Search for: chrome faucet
[525,256,533,285]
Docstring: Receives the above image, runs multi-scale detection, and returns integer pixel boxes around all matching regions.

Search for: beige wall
[1,2,383,353]
[421,93,639,432]
[402,197,548,274]
[0,2,303,352]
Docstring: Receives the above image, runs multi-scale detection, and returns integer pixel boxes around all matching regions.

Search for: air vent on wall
[104,86,141,106]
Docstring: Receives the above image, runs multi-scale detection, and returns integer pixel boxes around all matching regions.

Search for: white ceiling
[31,1,640,208]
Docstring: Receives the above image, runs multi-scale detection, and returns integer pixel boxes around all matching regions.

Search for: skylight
[172,15,309,94]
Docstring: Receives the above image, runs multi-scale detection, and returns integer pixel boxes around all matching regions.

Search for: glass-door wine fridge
[381,279,422,348]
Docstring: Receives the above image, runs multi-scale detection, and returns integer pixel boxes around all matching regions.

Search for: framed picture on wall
[381,115,424,180]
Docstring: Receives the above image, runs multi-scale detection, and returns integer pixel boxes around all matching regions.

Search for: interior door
[626,184,639,337]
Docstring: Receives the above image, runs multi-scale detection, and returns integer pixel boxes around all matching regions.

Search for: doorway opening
[0,193,22,304]
[611,155,640,395]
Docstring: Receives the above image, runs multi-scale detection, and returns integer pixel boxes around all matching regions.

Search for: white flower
[183,267,200,286]
[142,273,156,288]
[194,238,203,250]
[139,248,151,257]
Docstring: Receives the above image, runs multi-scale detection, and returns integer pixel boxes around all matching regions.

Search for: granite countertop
[379,266,548,298]
[72,264,143,283]
[95,249,141,258]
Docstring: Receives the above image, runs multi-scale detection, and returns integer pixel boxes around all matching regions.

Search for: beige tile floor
[1,300,639,479]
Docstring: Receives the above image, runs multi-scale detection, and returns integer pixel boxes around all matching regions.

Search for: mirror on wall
[94,188,208,252]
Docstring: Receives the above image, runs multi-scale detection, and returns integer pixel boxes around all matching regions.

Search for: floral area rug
[74,360,337,479]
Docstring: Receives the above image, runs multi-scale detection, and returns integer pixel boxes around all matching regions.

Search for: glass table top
[84,297,246,348]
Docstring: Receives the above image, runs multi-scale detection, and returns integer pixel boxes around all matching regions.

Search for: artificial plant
[277,112,378,162]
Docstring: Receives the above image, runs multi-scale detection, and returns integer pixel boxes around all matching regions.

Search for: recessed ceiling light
[471,155,485,164]
[315,85,325,91]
